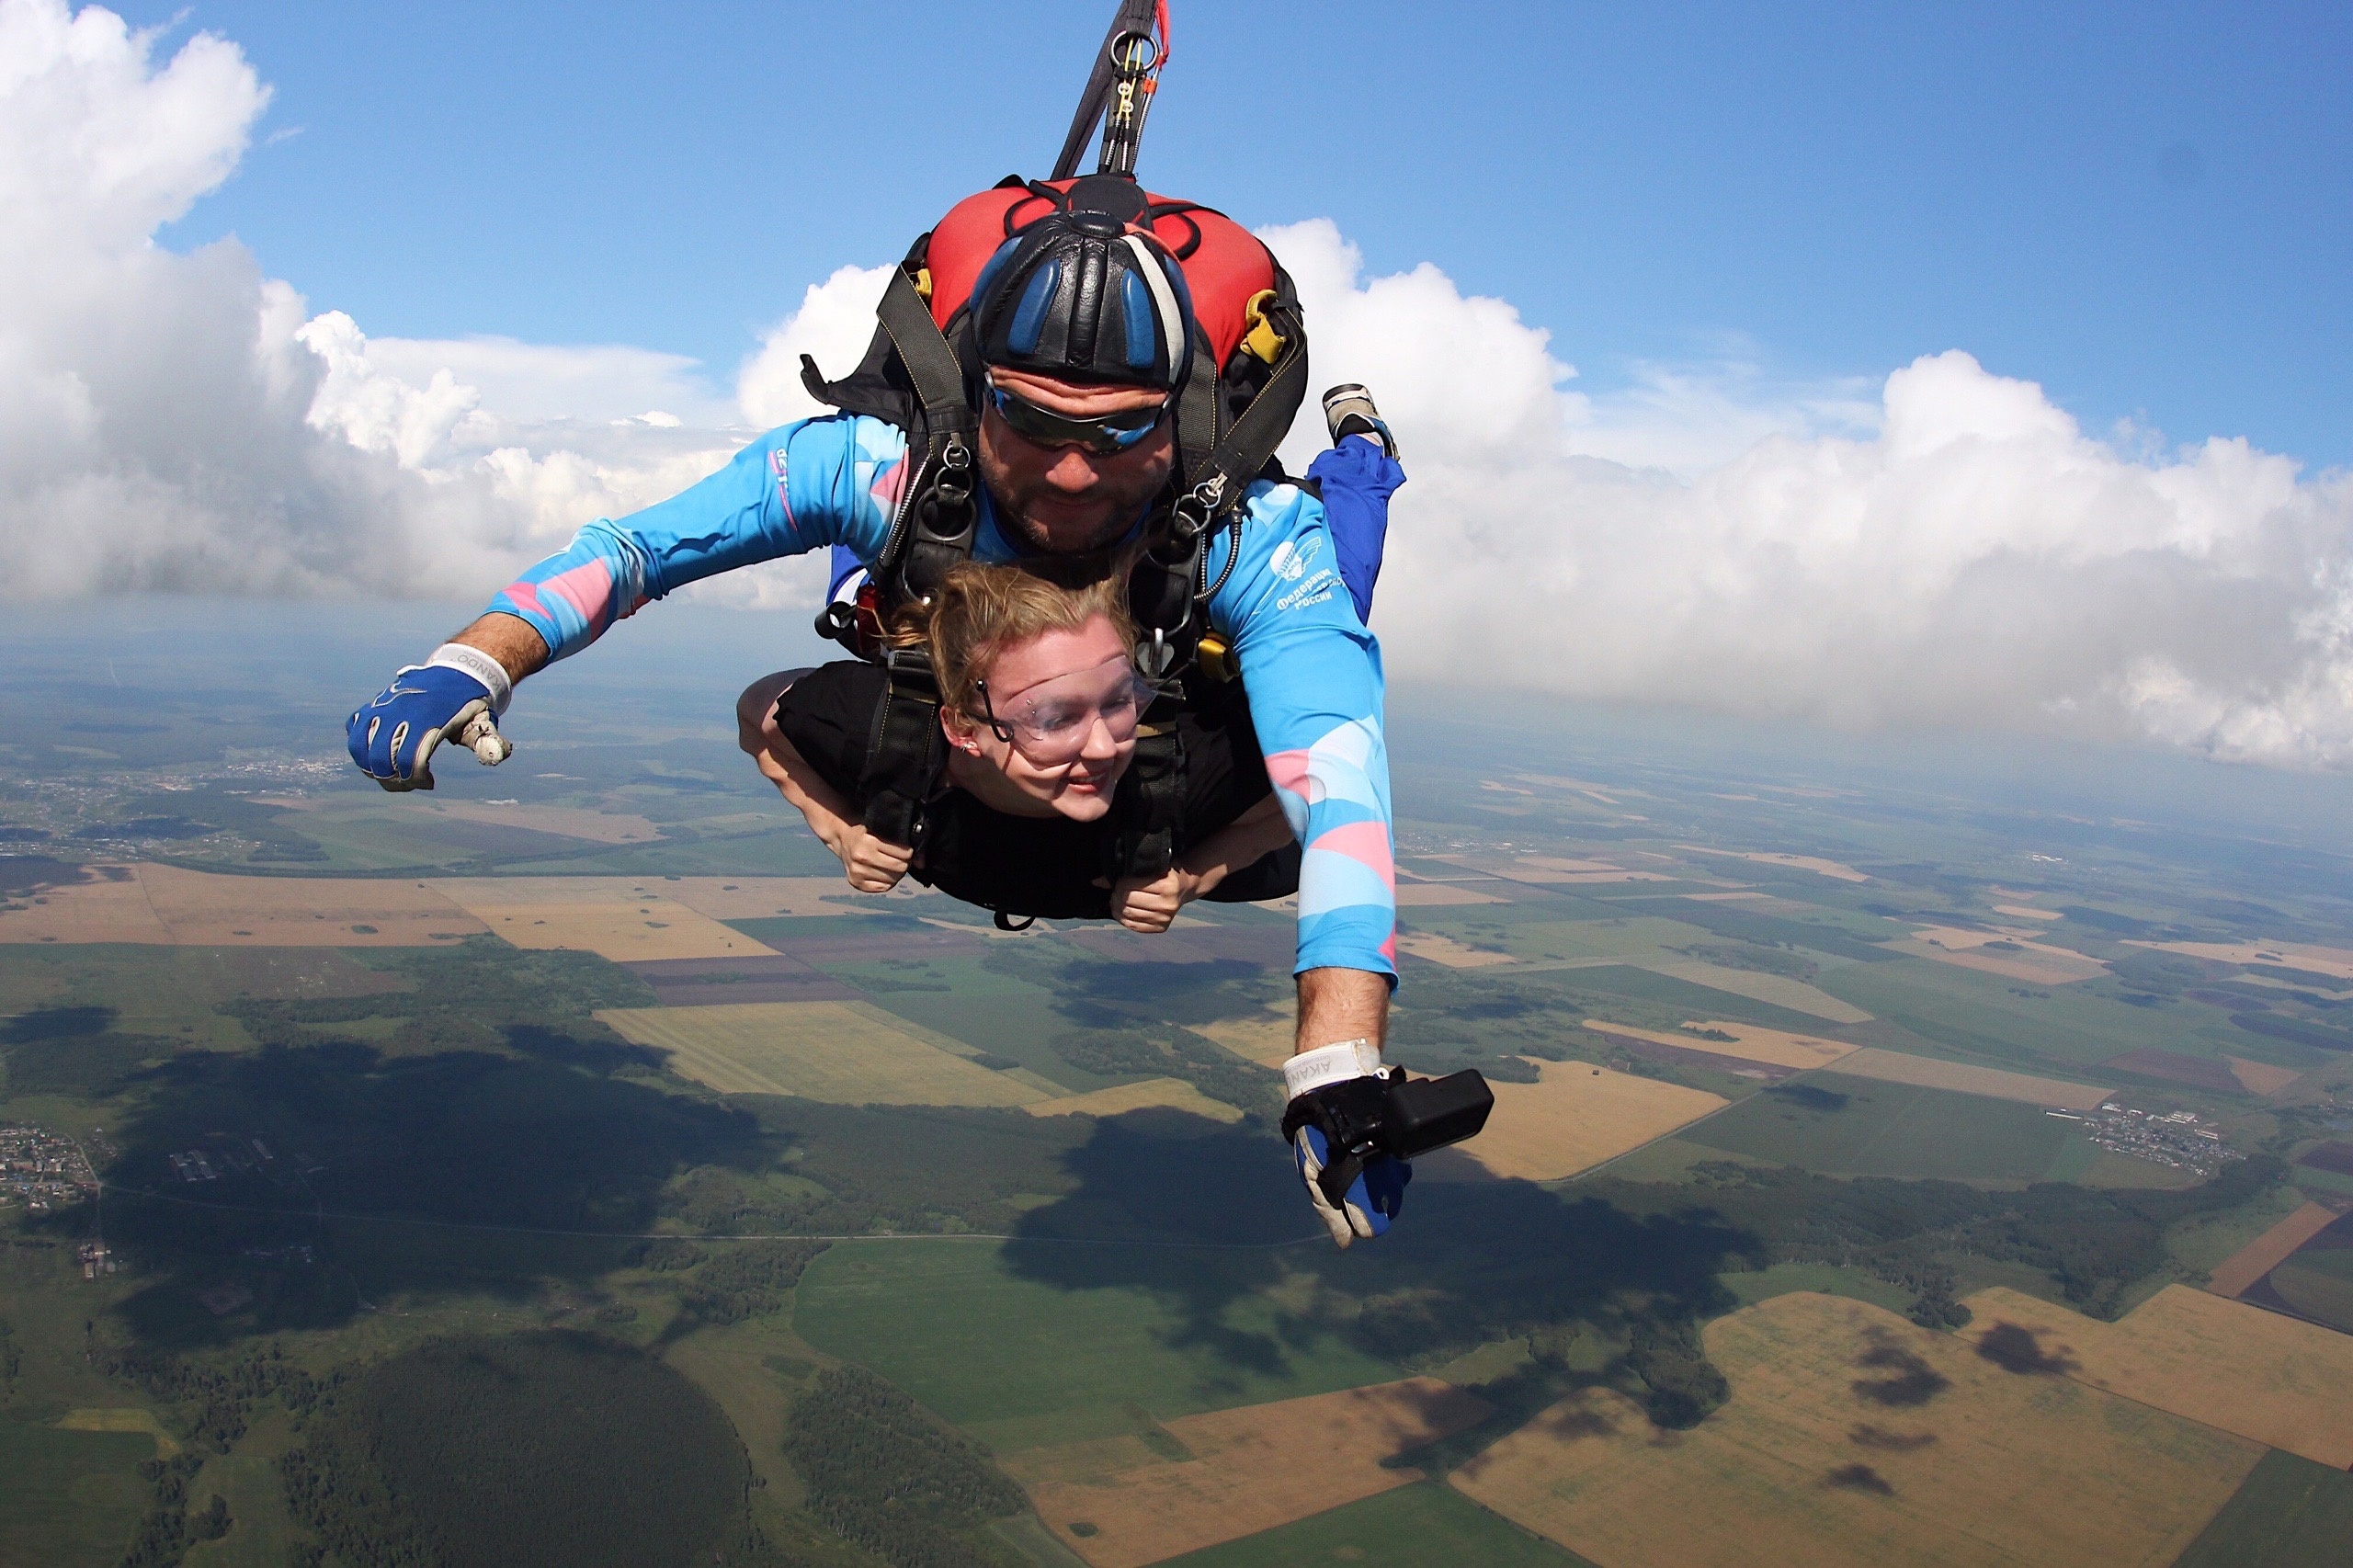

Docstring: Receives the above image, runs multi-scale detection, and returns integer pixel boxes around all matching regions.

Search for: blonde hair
[902,562,1137,719]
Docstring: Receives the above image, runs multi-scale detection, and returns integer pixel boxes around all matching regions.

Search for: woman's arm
[1109,794,1296,934]
[736,673,912,894]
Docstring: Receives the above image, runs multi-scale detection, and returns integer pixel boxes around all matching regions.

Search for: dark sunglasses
[986,380,1169,456]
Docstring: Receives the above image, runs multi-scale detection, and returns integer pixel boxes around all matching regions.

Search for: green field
[1154,1482,1592,1568]
[182,1454,297,1568]
[1521,962,1847,1034]
[2171,1449,2353,1568]
[792,1240,1396,1431]
[1816,952,2250,1070]
[0,1417,154,1568]
[2267,1244,2353,1334]
[1679,1072,2072,1179]
[851,958,1122,1092]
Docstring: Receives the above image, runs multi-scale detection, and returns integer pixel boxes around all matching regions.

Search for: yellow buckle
[1240,290,1285,364]
[1195,631,1237,683]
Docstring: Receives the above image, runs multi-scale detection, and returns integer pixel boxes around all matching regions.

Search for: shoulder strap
[871,267,983,609]
[858,647,948,846]
[1104,708,1184,884]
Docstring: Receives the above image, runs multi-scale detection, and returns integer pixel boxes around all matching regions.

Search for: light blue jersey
[488,415,1396,979]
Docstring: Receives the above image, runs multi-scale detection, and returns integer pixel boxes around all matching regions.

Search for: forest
[782,1365,1026,1568]
[278,1331,770,1568]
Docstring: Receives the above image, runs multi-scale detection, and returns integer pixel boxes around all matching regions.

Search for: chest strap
[858,647,948,848]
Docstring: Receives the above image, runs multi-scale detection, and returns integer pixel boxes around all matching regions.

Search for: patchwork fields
[1452,1293,2262,1568]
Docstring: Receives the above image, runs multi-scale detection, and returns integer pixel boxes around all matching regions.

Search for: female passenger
[742,564,1297,933]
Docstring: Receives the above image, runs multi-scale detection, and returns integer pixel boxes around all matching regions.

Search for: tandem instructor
[342,177,1423,1247]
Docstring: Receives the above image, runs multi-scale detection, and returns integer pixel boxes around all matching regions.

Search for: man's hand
[1281,1040,1412,1248]
[347,645,514,792]
[1106,867,1201,934]
[828,824,914,894]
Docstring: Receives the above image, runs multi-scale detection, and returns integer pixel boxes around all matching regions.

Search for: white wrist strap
[1284,1039,1383,1101]
[426,643,513,715]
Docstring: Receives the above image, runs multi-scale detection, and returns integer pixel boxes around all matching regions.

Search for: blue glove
[1283,1040,1414,1248]
[347,645,513,792]
[1292,1122,1411,1247]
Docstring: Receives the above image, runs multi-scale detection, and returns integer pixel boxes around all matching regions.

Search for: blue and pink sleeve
[486,415,908,662]
[1209,481,1399,983]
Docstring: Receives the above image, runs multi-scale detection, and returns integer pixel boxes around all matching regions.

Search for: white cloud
[0,0,746,606]
[737,263,899,429]
[1268,218,2353,769]
[11,0,2353,770]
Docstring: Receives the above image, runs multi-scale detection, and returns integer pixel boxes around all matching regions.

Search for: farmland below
[5,603,2353,1565]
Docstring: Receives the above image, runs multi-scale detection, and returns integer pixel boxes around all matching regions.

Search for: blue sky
[129,0,2351,465]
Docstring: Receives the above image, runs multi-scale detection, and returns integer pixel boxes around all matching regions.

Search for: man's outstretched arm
[1297,965,1388,1054]
[347,416,909,790]
[447,611,550,686]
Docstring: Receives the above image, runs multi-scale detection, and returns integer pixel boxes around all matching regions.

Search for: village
[2052,1102,2242,1178]
[0,1120,96,1214]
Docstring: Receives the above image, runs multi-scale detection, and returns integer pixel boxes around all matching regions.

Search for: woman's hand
[1108,867,1201,934]
[830,824,914,894]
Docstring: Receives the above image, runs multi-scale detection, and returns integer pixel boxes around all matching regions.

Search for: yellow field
[434,880,779,961]
[1427,855,1673,885]
[594,1001,1048,1107]
[1583,1019,1857,1073]
[1420,1060,1725,1183]
[0,863,483,947]
[1636,959,1875,1023]
[1452,1292,2259,1568]
[1017,1378,1492,1568]
[1677,846,1870,881]
[2225,1056,2303,1095]
[1992,903,2062,922]
[1395,931,1517,968]
[382,797,663,843]
[57,1407,178,1458]
[1192,1010,1295,1067]
[1895,926,2109,985]
[1957,1284,2353,1468]
[2205,1201,2345,1297]
[1825,1048,2111,1109]
[1393,881,1511,907]
[1024,1078,1243,1123]
[2125,938,2353,983]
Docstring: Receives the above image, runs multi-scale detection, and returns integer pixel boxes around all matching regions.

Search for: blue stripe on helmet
[971,236,1022,315]
[1121,269,1157,369]
[1008,259,1061,357]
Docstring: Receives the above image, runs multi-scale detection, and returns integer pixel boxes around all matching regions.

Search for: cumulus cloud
[737,263,900,429]
[0,0,754,605]
[11,0,2353,768]
[1268,221,2353,770]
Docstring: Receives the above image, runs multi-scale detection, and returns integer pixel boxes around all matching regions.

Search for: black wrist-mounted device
[1281,1068,1495,1208]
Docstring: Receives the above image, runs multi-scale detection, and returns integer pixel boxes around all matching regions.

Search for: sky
[8,0,2353,774]
[115,0,2351,463]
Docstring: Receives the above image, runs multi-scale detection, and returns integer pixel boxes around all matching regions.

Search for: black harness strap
[1106,711,1184,885]
[849,268,981,846]
[858,646,948,846]
[873,266,982,608]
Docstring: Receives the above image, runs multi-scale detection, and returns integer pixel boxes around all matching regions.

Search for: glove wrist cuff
[1283,1039,1382,1101]
[426,643,513,715]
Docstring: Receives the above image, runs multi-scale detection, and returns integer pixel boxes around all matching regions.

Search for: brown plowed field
[1827,1048,2110,1109]
[1957,1284,2353,1468]
[1017,1378,1491,1568]
[2205,1201,2351,1297]
[1583,1019,1857,1073]
[0,863,482,947]
[1417,1060,1724,1183]
[2226,1056,2303,1095]
[1452,1292,2258,1568]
